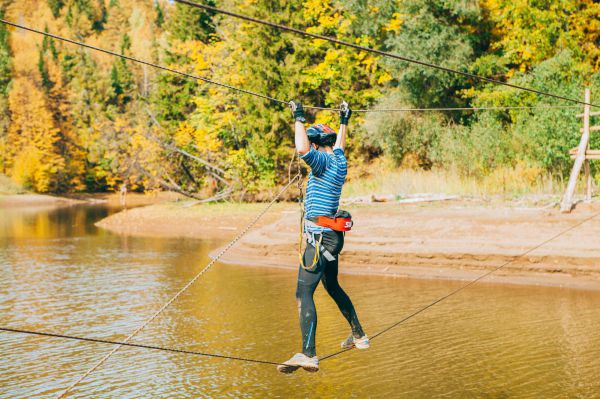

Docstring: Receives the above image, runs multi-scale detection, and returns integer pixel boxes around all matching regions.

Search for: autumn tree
[7,77,65,192]
[384,0,482,108]
[65,0,107,34]
[481,0,600,74]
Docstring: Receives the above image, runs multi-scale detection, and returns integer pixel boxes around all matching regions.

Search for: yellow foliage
[173,121,195,148]
[377,71,393,85]
[481,0,599,72]
[484,162,544,195]
[385,12,403,32]
[7,77,64,192]
[313,111,337,127]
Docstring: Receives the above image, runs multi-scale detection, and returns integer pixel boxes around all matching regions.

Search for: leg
[321,232,365,338]
[296,241,324,357]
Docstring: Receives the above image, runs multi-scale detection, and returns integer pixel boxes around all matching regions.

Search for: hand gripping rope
[1,12,599,397]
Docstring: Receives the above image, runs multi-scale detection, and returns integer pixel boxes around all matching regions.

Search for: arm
[335,124,347,150]
[295,121,310,155]
[335,101,351,151]
[290,101,310,155]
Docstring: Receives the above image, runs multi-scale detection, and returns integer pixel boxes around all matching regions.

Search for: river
[1,205,600,398]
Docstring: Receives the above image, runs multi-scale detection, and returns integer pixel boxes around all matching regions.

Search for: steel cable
[319,210,600,362]
[54,174,300,398]
[0,19,582,113]
[0,19,287,106]
[3,204,598,378]
[174,0,600,109]
[0,327,283,366]
[1,12,597,390]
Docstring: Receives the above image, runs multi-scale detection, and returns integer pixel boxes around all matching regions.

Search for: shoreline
[0,191,184,209]
[0,193,84,209]
[95,199,600,291]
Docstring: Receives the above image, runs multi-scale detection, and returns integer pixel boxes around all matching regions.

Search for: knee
[295,282,314,306]
[323,280,342,296]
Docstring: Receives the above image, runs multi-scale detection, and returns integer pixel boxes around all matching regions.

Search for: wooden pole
[584,159,591,201]
[560,88,591,212]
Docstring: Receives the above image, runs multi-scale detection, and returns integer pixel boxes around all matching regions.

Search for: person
[277,101,369,374]
[119,182,128,207]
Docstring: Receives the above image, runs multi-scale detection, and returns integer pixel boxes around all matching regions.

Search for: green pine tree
[0,8,10,97]
[0,8,11,174]
[167,0,216,42]
[384,0,482,108]
[150,0,218,125]
[47,0,64,18]
[108,34,134,110]
[154,0,164,28]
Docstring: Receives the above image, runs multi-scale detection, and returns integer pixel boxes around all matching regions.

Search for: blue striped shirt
[300,147,347,233]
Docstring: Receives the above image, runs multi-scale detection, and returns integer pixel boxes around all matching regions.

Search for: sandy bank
[95,201,295,240]
[0,193,83,208]
[96,200,600,290]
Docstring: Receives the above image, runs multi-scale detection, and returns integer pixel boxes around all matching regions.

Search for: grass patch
[343,165,575,199]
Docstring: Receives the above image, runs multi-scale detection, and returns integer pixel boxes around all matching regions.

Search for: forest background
[0,0,599,200]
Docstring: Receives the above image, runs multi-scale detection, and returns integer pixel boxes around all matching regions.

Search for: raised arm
[295,121,310,156]
[335,125,347,150]
[335,101,351,151]
[290,101,310,155]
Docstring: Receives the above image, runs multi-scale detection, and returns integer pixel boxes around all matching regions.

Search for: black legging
[296,230,365,357]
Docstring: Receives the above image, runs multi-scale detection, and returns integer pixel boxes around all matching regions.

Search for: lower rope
[55,174,300,398]
[0,327,283,366]
[319,209,600,362]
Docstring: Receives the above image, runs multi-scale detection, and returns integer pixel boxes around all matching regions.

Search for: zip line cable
[0,19,287,106]
[2,208,599,371]
[0,19,583,113]
[174,0,600,110]
[319,210,600,362]
[1,13,598,394]
[353,105,580,112]
[54,174,300,398]
[0,327,282,366]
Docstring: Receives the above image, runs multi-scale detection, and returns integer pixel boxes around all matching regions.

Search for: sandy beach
[95,199,600,290]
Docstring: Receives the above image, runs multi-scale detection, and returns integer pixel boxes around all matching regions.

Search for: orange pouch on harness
[310,210,353,232]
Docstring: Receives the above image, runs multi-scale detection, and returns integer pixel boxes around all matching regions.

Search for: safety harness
[299,209,353,270]
[295,152,354,270]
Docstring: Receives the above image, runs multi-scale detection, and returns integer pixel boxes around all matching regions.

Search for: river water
[1,205,600,398]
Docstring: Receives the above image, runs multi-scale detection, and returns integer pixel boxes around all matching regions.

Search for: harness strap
[299,231,321,270]
[307,215,353,232]
[306,233,336,262]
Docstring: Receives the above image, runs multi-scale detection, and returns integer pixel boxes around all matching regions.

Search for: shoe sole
[341,342,370,350]
[277,363,318,373]
[277,364,300,374]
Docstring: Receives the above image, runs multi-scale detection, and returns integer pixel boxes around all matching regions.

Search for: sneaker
[341,333,370,350]
[277,353,319,373]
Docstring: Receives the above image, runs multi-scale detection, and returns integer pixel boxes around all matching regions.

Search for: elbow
[296,146,310,156]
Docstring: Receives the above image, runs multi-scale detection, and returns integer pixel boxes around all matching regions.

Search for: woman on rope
[277,101,369,374]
